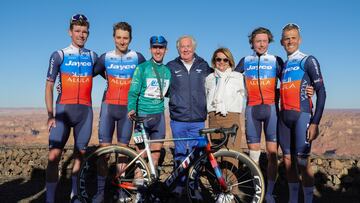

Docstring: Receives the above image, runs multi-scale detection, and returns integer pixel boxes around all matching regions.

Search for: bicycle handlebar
[129,114,153,123]
[199,124,239,150]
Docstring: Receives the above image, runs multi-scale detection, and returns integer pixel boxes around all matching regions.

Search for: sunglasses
[215,57,229,63]
[150,36,167,45]
[282,23,301,31]
[71,14,88,23]
[151,45,165,49]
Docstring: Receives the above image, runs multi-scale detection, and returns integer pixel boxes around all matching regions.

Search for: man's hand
[307,124,319,142]
[306,85,314,98]
[47,117,56,132]
[128,110,136,120]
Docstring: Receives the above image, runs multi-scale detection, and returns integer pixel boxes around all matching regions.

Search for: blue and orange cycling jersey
[46,44,97,106]
[280,50,326,124]
[235,53,283,106]
[94,50,145,105]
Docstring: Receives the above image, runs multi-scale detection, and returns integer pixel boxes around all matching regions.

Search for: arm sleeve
[46,51,62,82]
[137,52,146,64]
[127,66,143,112]
[234,57,245,73]
[305,56,326,124]
[275,56,284,79]
[93,53,106,78]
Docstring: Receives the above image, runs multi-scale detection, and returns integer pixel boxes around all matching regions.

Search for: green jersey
[128,59,171,114]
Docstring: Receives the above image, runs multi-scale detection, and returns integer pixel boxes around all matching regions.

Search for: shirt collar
[288,50,300,60]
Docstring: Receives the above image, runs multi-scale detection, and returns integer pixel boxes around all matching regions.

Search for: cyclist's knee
[267,152,277,163]
[282,155,293,168]
[48,148,62,163]
[297,156,309,168]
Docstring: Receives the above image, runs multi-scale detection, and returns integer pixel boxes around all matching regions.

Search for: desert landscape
[0,108,359,157]
[0,108,360,202]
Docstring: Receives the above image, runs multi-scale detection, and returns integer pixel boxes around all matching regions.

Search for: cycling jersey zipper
[116,55,123,105]
[257,56,264,104]
[78,49,81,104]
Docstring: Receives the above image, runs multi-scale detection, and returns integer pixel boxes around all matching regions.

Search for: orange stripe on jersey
[105,76,132,105]
[281,80,301,111]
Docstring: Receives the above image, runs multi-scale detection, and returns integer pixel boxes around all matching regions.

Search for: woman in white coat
[205,47,245,150]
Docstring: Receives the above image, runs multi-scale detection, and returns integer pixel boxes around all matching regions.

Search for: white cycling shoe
[216,193,234,203]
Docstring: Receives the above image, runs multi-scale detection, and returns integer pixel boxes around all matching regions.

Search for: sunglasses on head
[282,23,301,31]
[215,57,229,63]
[71,14,88,23]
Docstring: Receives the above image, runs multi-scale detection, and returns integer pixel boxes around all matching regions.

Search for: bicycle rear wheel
[186,149,265,203]
[77,145,151,203]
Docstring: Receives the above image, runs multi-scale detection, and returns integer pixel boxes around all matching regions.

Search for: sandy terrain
[0,108,359,157]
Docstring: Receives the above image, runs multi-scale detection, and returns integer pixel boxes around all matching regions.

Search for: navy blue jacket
[166,54,213,122]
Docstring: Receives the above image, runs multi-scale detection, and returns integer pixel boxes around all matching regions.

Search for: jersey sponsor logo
[314,78,323,84]
[311,58,320,75]
[67,76,90,83]
[249,79,271,86]
[64,60,92,67]
[281,82,296,90]
[109,78,131,85]
[283,66,300,74]
[246,65,273,71]
[49,58,55,74]
[108,63,136,70]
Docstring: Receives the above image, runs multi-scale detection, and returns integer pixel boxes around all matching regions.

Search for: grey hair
[176,35,197,51]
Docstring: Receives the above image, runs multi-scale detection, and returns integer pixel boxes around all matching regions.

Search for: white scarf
[212,68,232,116]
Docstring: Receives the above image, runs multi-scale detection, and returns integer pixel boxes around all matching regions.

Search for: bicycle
[77,116,265,203]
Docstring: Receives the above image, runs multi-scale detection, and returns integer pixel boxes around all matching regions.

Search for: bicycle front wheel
[77,145,151,203]
[187,149,265,203]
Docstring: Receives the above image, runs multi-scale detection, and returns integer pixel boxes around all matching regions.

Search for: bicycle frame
[132,122,229,192]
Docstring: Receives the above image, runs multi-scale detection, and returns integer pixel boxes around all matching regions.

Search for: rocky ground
[1,108,360,202]
[0,146,360,203]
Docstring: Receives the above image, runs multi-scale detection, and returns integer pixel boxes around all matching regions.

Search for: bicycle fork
[207,148,228,192]
[140,123,158,177]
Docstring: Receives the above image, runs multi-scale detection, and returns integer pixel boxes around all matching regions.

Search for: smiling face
[215,52,230,72]
[151,45,167,63]
[281,28,301,55]
[69,25,89,48]
[252,33,269,55]
[178,37,195,63]
[114,29,131,54]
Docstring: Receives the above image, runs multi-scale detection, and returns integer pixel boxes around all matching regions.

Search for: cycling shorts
[134,113,165,141]
[278,110,311,156]
[98,102,133,144]
[245,104,277,144]
[49,104,93,150]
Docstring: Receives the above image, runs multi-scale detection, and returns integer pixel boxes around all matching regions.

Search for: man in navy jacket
[166,35,212,195]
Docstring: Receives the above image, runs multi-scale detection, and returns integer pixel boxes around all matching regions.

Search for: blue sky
[0,0,359,109]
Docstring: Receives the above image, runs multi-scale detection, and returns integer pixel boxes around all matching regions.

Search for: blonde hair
[211,47,235,69]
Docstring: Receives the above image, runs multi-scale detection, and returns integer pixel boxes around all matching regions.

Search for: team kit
[44,13,326,203]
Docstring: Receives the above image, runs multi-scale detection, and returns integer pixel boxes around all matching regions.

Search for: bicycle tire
[77,145,151,203]
[186,149,265,203]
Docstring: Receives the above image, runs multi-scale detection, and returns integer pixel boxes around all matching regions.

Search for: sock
[266,180,275,196]
[249,150,261,164]
[288,182,300,203]
[265,180,276,203]
[46,182,57,203]
[97,175,106,194]
[70,175,77,199]
[303,186,314,203]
